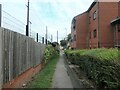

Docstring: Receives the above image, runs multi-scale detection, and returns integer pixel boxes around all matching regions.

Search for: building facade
[71,1,120,49]
[71,12,89,49]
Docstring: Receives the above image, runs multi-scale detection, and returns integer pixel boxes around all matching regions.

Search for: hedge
[65,48,120,88]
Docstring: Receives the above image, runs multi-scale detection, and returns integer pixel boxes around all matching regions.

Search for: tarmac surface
[52,51,73,88]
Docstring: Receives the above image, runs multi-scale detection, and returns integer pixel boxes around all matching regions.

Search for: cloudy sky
[0,0,94,42]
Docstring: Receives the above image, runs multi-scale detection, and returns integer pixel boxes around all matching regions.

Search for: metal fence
[2,10,43,43]
[0,27,45,89]
[2,10,25,35]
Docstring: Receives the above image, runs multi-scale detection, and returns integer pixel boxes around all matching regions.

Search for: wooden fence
[0,27,45,89]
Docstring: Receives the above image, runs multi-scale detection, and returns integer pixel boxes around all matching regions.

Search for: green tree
[60,40,67,47]
[67,33,71,42]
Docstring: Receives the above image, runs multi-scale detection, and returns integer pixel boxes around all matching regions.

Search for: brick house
[71,1,120,49]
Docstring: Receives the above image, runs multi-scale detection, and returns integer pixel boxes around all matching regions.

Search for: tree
[67,33,71,42]
[60,40,67,47]
[52,42,59,47]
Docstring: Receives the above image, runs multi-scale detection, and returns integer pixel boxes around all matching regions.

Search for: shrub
[65,48,120,88]
[44,45,59,64]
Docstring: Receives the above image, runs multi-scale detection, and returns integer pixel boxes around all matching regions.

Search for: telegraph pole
[26,0,29,36]
[36,33,38,42]
[46,26,48,45]
[29,21,32,36]
[42,37,44,44]
[57,31,58,43]
[51,35,53,43]
[65,28,67,36]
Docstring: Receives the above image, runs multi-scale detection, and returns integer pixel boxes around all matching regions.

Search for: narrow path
[52,51,73,88]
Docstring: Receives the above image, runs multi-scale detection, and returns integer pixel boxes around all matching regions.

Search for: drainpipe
[98,1,100,48]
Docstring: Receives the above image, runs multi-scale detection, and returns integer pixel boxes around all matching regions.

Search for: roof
[111,17,120,25]
[73,11,88,19]
[87,2,97,12]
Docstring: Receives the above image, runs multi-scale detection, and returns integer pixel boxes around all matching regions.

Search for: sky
[0,0,94,42]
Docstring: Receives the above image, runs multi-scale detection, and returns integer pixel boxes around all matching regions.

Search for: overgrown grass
[27,56,59,88]
[27,45,59,88]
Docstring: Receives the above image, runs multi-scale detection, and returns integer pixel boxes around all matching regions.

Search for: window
[93,11,97,20]
[93,29,97,38]
[73,25,76,30]
[72,18,76,30]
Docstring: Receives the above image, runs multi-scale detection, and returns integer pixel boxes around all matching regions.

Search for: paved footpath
[52,51,73,88]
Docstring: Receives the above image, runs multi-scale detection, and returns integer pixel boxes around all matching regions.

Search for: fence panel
[0,27,45,87]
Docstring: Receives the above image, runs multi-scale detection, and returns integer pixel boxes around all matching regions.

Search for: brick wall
[75,12,89,49]
[99,2,118,47]
[71,2,120,49]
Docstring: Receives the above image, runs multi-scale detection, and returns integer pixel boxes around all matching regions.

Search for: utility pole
[45,26,48,45]
[26,0,29,36]
[42,37,44,44]
[51,35,53,43]
[57,31,58,43]
[29,21,32,36]
[36,33,38,42]
[65,28,67,36]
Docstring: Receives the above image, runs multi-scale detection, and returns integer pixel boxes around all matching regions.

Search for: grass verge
[27,56,59,88]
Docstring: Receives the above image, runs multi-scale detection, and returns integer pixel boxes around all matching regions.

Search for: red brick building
[71,1,120,49]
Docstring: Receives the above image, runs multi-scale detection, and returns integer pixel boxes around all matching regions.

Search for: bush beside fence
[65,48,120,88]
[0,27,45,89]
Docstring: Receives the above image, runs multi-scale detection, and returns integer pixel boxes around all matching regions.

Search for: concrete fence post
[0,4,2,27]
[0,28,3,89]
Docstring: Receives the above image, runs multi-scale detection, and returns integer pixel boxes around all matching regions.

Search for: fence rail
[0,27,45,89]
